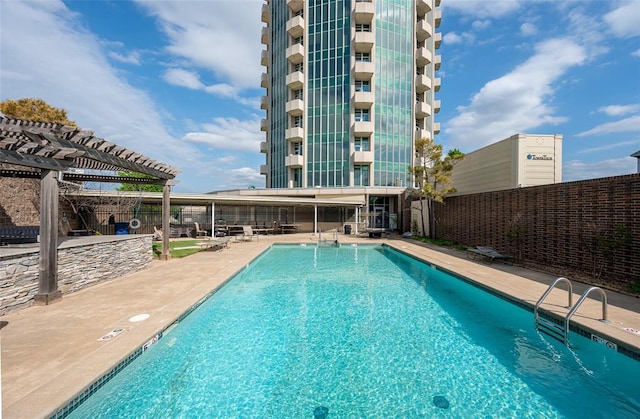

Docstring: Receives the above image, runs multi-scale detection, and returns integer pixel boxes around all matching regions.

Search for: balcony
[353,91,374,108]
[286,15,305,38]
[354,31,375,52]
[415,128,431,141]
[416,46,432,66]
[415,102,432,118]
[416,0,432,17]
[354,0,375,23]
[285,127,304,142]
[285,154,304,168]
[434,32,442,49]
[286,71,304,90]
[434,54,441,71]
[260,164,269,175]
[261,3,269,23]
[434,9,442,28]
[260,119,269,131]
[260,96,269,110]
[261,72,269,88]
[415,74,431,93]
[286,98,304,116]
[434,122,440,134]
[434,77,441,92]
[416,19,432,42]
[286,43,304,64]
[261,27,270,45]
[352,150,374,164]
[433,99,441,113]
[352,121,374,136]
[261,49,269,66]
[260,141,268,153]
[354,61,375,78]
[287,0,303,13]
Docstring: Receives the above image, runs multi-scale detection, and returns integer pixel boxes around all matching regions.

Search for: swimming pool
[66,244,640,418]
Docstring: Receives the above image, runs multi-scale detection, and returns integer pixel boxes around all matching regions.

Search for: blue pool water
[68,245,640,418]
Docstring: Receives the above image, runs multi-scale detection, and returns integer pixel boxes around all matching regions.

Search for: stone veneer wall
[0,235,153,315]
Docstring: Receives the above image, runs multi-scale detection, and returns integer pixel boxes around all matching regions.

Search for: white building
[450,133,563,196]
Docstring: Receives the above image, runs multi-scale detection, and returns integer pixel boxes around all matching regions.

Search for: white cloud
[183,117,262,153]
[604,1,640,38]
[445,38,586,149]
[577,139,640,154]
[576,116,640,137]
[162,68,257,106]
[444,0,522,19]
[444,31,474,45]
[108,50,141,65]
[472,20,491,30]
[163,68,203,90]
[597,104,640,117]
[633,49,640,57]
[135,0,263,90]
[204,83,237,97]
[520,22,537,36]
[563,157,637,181]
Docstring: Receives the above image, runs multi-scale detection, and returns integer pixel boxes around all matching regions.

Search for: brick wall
[433,174,639,286]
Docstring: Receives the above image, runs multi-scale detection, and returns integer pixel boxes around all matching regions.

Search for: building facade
[450,133,563,196]
[259,0,441,192]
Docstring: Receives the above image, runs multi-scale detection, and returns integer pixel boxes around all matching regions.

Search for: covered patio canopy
[0,113,180,304]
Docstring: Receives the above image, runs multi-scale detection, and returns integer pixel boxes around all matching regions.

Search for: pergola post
[160,182,171,260]
[34,170,62,305]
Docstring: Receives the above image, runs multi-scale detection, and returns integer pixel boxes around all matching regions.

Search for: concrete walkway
[1,234,639,418]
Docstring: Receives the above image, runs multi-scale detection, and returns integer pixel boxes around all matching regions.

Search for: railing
[534,278,608,346]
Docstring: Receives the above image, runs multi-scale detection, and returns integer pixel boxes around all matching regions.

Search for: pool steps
[535,277,608,345]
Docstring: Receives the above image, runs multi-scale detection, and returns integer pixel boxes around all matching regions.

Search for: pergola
[0,114,180,304]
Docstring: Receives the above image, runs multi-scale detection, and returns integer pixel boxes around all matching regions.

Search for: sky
[1,0,639,193]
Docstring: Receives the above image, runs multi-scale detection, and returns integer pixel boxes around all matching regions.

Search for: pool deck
[2,234,639,418]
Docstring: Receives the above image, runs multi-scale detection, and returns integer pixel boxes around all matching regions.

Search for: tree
[409,137,464,238]
[116,171,163,193]
[0,98,76,126]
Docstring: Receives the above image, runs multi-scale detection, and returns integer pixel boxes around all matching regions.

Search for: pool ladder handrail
[534,277,608,345]
[318,230,339,247]
[534,277,573,343]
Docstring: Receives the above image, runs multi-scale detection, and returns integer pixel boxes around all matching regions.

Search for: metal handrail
[564,287,608,344]
[534,277,573,326]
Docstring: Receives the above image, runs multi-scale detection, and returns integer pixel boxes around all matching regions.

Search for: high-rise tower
[260,0,441,191]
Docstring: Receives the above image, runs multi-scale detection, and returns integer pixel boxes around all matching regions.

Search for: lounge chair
[194,222,208,238]
[198,236,230,251]
[240,225,258,241]
[467,246,514,265]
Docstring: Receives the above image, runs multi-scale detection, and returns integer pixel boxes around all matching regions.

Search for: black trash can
[344,225,352,235]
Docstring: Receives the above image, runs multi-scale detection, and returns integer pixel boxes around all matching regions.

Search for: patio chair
[466,246,515,265]
[194,222,208,238]
[152,226,163,241]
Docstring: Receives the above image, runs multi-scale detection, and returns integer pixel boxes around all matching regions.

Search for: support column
[313,205,318,235]
[160,183,171,260]
[35,170,62,305]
